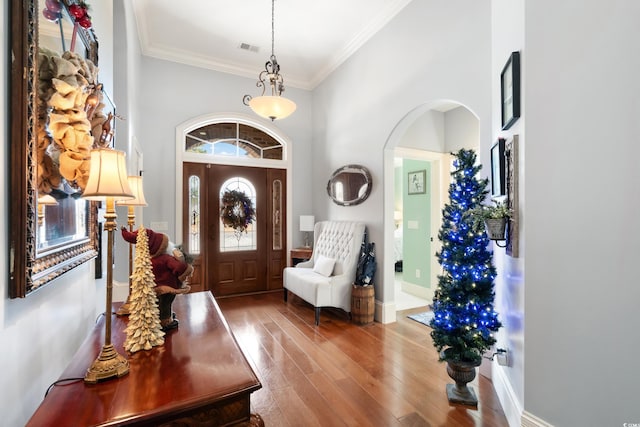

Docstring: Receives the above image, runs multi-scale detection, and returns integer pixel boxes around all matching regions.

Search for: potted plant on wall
[468,200,512,241]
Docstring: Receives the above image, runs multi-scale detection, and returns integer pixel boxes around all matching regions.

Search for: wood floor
[216,291,508,427]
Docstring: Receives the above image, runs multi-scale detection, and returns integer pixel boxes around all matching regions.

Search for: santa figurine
[121,227,193,331]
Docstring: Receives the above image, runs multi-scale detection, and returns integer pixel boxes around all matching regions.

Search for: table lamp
[115,175,148,316]
[299,215,315,248]
[82,148,134,383]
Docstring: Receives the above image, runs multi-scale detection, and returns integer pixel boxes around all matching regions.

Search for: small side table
[290,247,312,266]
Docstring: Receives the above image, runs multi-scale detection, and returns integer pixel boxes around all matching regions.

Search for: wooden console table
[27,292,263,426]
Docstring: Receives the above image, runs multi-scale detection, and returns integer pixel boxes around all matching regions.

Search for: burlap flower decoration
[36,48,100,193]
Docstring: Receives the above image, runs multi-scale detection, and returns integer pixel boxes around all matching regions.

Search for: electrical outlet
[416,269,421,278]
[496,348,509,366]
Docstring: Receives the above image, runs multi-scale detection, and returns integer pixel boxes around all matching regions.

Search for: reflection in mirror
[9,0,100,297]
[326,165,372,206]
[38,0,89,57]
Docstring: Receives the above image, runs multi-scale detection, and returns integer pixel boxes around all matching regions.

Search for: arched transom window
[186,122,283,160]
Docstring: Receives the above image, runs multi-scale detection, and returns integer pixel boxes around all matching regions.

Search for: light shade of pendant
[248,95,296,121]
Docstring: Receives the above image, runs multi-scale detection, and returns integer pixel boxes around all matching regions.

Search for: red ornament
[78,15,92,29]
[45,0,62,13]
[68,4,85,19]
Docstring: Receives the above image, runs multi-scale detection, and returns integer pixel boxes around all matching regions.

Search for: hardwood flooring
[216,291,508,427]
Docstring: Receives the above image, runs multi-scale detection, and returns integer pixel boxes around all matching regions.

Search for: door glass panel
[220,177,257,252]
[188,175,200,254]
[272,179,282,250]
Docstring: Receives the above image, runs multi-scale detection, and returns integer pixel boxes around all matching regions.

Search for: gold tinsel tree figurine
[124,225,165,353]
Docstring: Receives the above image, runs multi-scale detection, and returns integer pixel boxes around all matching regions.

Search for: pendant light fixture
[243,0,296,121]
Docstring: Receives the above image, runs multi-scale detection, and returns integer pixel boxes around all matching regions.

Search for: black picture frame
[491,138,506,198]
[501,51,520,130]
[408,170,426,195]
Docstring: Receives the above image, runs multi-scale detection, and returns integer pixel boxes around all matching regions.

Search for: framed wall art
[491,138,506,199]
[408,170,426,195]
[501,51,521,130]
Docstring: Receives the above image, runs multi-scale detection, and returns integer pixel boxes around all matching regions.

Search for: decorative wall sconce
[82,148,133,383]
[115,175,148,316]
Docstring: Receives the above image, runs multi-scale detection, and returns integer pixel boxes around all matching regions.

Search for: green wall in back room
[402,159,431,288]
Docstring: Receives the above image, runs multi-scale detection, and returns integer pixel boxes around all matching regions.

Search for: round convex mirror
[326,164,372,206]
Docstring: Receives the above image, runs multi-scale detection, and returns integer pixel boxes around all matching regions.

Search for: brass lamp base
[84,344,130,383]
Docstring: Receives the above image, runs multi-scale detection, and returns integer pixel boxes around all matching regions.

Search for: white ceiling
[131,0,414,91]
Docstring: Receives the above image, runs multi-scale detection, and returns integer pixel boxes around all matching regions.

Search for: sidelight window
[188,175,201,255]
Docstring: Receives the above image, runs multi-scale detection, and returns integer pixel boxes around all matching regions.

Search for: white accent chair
[283,220,366,325]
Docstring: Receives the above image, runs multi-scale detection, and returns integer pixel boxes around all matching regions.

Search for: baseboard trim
[400,281,432,300]
[521,411,554,427]
[492,363,523,427]
[377,300,396,324]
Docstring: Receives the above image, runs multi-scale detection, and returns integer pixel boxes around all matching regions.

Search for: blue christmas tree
[429,149,501,364]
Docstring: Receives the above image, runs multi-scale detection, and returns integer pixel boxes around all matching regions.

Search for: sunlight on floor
[395,272,430,311]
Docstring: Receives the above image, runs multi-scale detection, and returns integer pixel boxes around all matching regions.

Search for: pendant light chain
[271,0,275,58]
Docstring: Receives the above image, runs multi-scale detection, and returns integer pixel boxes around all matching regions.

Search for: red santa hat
[121,228,168,257]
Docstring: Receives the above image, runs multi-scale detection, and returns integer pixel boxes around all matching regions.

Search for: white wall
[490,0,526,425]
[523,1,640,425]
[445,106,479,152]
[0,4,113,425]
[400,110,445,152]
[112,0,144,285]
[311,0,492,312]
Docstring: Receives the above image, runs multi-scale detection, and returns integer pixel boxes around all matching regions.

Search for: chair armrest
[296,259,313,268]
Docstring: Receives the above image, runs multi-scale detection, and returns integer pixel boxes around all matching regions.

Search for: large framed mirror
[9,0,100,297]
[326,164,373,206]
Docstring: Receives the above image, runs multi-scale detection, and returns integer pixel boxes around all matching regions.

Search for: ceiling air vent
[239,43,260,53]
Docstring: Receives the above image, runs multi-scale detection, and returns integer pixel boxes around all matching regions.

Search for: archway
[381,101,479,323]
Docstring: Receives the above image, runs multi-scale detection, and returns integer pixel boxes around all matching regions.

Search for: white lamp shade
[116,176,148,206]
[82,149,134,201]
[299,215,315,232]
[394,210,402,221]
[249,95,296,121]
